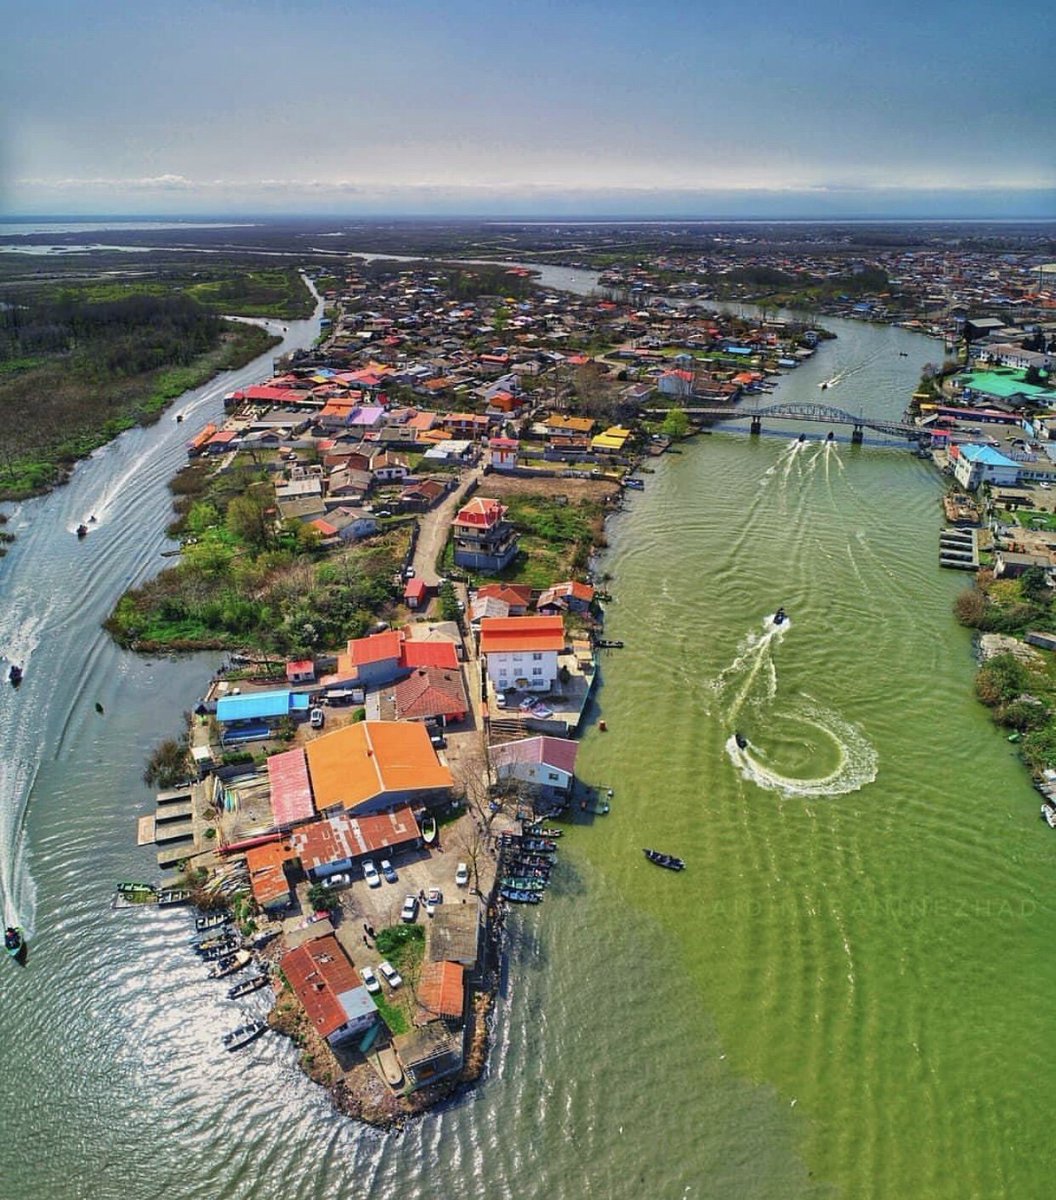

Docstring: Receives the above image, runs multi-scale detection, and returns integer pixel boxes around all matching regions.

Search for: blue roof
[960,444,1019,468]
[216,689,309,723]
[725,346,753,356]
[338,986,378,1024]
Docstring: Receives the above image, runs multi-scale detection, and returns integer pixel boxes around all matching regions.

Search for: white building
[953,444,1020,490]
[479,616,565,693]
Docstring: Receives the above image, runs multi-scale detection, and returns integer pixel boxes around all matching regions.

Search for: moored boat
[194,930,238,955]
[198,935,240,960]
[221,1016,267,1051]
[4,925,26,962]
[1041,803,1056,829]
[228,973,269,999]
[208,949,252,979]
[117,881,156,894]
[194,911,230,932]
[643,848,686,872]
[500,877,547,891]
[499,887,543,904]
[524,825,563,838]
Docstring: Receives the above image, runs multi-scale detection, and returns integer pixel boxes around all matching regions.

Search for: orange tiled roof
[304,721,453,812]
[418,960,465,1020]
[479,615,565,655]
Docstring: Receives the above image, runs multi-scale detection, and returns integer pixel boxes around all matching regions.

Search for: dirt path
[411,466,484,585]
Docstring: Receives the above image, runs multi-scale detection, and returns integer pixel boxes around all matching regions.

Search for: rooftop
[479,615,565,655]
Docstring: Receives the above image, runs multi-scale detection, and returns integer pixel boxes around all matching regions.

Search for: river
[0,263,1053,1200]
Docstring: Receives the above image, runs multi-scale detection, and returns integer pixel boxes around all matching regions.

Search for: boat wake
[712,616,877,799]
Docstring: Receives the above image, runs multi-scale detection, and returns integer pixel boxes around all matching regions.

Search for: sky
[4,0,1055,219]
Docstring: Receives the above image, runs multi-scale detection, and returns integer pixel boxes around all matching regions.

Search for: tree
[1020,565,1051,604]
[226,489,273,554]
[661,407,689,439]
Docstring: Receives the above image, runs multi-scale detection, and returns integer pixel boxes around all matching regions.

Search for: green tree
[226,489,273,554]
[661,407,690,439]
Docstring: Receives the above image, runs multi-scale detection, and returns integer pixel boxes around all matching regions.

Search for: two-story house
[452,497,520,573]
[479,615,565,694]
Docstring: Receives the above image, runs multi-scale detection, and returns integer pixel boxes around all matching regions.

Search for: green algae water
[1,292,1054,1200]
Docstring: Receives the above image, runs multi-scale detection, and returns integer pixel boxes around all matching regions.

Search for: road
[411,465,484,585]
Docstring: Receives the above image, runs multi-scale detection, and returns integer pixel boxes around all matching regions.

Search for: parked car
[360,965,381,994]
[404,566,416,579]
[425,886,442,916]
[494,693,508,709]
[378,960,403,989]
[455,862,469,888]
[326,873,351,889]
[362,860,381,888]
[400,895,419,922]
[380,859,398,883]
[309,707,325,729]
[430,734,447,750]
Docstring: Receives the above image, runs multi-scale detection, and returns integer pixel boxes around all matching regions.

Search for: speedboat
[421,815,437,846]
[772,606,787,626]
[643,848,685,872]
[4,926,25,962]
[221,1017,267,1051]
[797,434,806,442]
[8,665,23,687]
[76,524,88,539]
[735,732,748,750]
[826,431,835,441]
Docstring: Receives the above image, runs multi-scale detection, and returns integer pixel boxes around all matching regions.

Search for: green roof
[960,370,1054,402]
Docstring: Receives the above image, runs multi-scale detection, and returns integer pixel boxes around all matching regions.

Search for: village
[119,249,1056,1124]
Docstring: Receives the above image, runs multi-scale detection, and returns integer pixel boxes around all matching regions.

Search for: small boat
[735,732,748,750]
[198,936,240,960]
[208,949,252,979]
[623,478,645,491]
[899,351,909,357]
[826,431,835,441]
[772,606,786,626]
[194,912,230,932]
[797,434,806,443]
[194,929,237,952]
[499,887,543,904]
[116,881,156,895]
[175,413,184,423]
[524,826,563,839]
[156,889,191,907]
[421,815,438,846]
[221,1017,267,1051]
[4,926,26,962]
[643,848,685,871]
[228,973,270,1000]
[1041,804,1056,829]
[500,876,547,892]
[8,665,23,687]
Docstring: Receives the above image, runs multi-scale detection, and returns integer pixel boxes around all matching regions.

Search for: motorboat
[643,848,685,872]
[76,524,88,539]
[197,935,240,960]
[772,606,787,626]
[221,1017,267,1051]
[208,950,252,979]
[421,815,438,846]
[735,732,748,750]
[826,431,835,441]
[797,434,806,443]
[228,973,270,1000]
[4,926,25,962]
[1041,804,1056,829]
[8,665,23,687]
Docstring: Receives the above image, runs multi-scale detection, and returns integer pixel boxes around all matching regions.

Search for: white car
[455,862,469,888]
[309,707,325,729]
[425,886,442,916]
[378,960,403,989]
[359,965,381,994]
[326,873,351,889]
[401,895,419,923]
[362,860,381,888]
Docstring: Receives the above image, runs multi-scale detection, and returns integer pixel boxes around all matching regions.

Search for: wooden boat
[524,826,563,839]
[198,936,240,960]
[421,815,438,846]
[221,1017,267,1051]
[643,848,685,872]
[1041,804,1056,829]
[117,881,156,894]
[156,889,191,907]
[228,973,269,999]
[194,912,230,932]
[500,877,547,892]
[194,930,238,955]
[208,949,252,979]
[501,854,553,872]
[499,887,543,904]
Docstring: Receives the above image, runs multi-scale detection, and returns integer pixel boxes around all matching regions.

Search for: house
[479,615,565,693]
[452,497,520,573]
[474,583,532,614]
[536,580,595,614]
[341,629,405,687]
[994,550,1054,579]
[400,478,449,511]
[286,659,316,685]
[489,736,579,801]
[545,414,595,437]
[488,436,519,470]
[280,935,378,1047]
[416,960,466,1025]
[289,805,422,876]
[327,507,378,542]
[393,666,469,725]
[395,1023,463,1091]
[277,495,327,524]
[245,839,298,913]
[304,721,453,815]
[591,425,633,453]
[952,443,1021,490]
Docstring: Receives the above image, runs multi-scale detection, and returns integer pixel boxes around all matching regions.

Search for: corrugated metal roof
[267,748,315,827]
[217,689,300,723]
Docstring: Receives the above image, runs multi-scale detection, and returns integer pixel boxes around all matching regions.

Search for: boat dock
[939,527,979,571]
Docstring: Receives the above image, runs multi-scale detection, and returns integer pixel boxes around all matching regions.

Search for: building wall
[486,649,558,692]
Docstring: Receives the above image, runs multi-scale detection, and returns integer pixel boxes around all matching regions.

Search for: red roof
[403,577,428,602]
[476,583,532,608]
[281,935,366,1039]
[348,629,403,666]
[454,497,507,530]
[479,615,565,655]
[267,748,316,828]
[418,960,465,1020]
[394,667,468,722]
[401,639,458,670]
[290,806,421,869]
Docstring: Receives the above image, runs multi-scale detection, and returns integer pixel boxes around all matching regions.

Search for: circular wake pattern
[726,703,878,798]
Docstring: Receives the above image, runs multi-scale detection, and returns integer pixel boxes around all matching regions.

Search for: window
[532,652,543,661]
[532,667,543,676]
[548,772,560,782]
[513,653,523,662]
